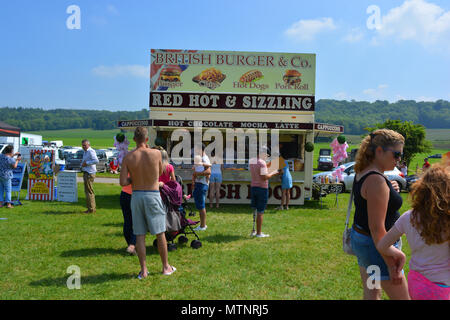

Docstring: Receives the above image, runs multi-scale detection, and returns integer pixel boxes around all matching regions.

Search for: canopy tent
[0,121,20,137]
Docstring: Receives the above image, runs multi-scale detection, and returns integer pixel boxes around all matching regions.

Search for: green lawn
[0,183,413,300]
[29,129,133,149]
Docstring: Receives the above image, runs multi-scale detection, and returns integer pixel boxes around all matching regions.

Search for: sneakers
[251,232,270,238]
[193,225,207,231]
[256,233,270,238]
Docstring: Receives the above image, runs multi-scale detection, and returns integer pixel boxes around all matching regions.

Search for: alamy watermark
[66,5,81,30]
[366,5,382,30]
[366,265,381,290]
[169,126,281,170]
[66,265,81,289]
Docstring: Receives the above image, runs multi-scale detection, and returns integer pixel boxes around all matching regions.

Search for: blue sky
[1,0,449,111]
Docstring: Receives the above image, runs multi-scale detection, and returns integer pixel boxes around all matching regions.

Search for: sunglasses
[382,147,403,159]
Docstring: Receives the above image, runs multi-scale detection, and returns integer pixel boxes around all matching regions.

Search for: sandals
[137,271,150,280]
[137,266,176,279]
[163,266,176,276]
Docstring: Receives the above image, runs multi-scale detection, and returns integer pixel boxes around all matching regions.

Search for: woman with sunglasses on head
[350,129,410,300]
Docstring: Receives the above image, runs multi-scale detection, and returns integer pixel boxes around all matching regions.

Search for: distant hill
[2,99,449,135]
[315,99,450,134]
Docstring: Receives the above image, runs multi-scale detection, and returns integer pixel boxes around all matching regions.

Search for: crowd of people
[90,127,450,298]
[3,125,447,300]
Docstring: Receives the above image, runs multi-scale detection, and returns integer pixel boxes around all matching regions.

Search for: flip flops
[137,271,150,280]
[137,266,177,279]
[163,266,176,276]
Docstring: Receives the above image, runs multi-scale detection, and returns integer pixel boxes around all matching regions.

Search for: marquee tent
[0,121,20,137]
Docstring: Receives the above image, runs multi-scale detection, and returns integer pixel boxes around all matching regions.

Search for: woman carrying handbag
[347,129,410,300]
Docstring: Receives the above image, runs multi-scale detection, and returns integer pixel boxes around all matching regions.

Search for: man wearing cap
[249,146,280,237]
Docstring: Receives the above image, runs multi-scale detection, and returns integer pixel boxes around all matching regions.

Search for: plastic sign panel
[150,49,316,111]
[57,171,78,203]
[27,149,55,201]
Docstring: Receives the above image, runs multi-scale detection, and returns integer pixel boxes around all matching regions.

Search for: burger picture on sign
[157,66,183,88]
[159,66,182,82]
[283,69,302,85]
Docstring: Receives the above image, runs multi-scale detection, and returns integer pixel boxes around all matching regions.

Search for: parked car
[95,149,109,173]
[428,154,442,159]
[65,149,108,172]
[65,150,84,171]
[313,162,407,192]
[318,155,333,171]
[98,148,114,161]
[342,165,407,192]
[406,174,419,191]
[313,162,355,183]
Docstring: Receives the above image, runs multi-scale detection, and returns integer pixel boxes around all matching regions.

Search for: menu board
[150,49,316,98]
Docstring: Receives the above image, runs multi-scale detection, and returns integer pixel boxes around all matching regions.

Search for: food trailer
[119,49,343,205]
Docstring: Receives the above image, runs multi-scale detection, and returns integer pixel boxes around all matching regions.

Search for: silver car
[313,162,407,192]
[342,164,407,192]
[313,162,355,184]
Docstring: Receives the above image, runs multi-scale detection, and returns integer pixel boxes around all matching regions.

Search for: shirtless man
[120,127,176,279]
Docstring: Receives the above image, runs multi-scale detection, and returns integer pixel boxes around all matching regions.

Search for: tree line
[2,99,449,134]
[315,99,449,134]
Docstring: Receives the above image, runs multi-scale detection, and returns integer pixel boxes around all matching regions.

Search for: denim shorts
[350,225,403,281]
[210,173,222,183]
[193,183,209,210]
[251,187,268,213]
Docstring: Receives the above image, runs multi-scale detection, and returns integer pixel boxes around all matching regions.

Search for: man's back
[125,147,161,191]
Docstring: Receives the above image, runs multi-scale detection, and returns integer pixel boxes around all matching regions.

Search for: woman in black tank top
[350,129,410,300]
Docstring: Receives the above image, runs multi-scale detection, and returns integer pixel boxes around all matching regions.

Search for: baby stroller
[154,179,202,250]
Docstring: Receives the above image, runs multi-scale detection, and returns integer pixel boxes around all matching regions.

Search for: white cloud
[92,65,149,78]
[363,84,389,100]
[342,27,364,43]
[334,92,348,100]
[285,17,336,41]
[372,0,450,48]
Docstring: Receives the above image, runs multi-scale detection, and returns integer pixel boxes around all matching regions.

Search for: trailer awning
[0,121,21,137]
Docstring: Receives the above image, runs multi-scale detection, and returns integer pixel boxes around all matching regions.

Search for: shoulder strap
[345,176,356,230]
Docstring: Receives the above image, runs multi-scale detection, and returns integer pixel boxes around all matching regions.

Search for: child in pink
[377,165,450,300]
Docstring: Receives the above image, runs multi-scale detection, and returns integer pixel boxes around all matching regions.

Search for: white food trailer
[119,49,343,205]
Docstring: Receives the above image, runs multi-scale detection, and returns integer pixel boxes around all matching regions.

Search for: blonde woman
[152,147,176,187]
[350,129,410,300]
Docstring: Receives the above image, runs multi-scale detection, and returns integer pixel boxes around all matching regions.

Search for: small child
[192,155,211,186]
[377,164,450,300]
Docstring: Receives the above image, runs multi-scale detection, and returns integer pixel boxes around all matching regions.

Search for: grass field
[29,129,135,149]
[0,182,414,300]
